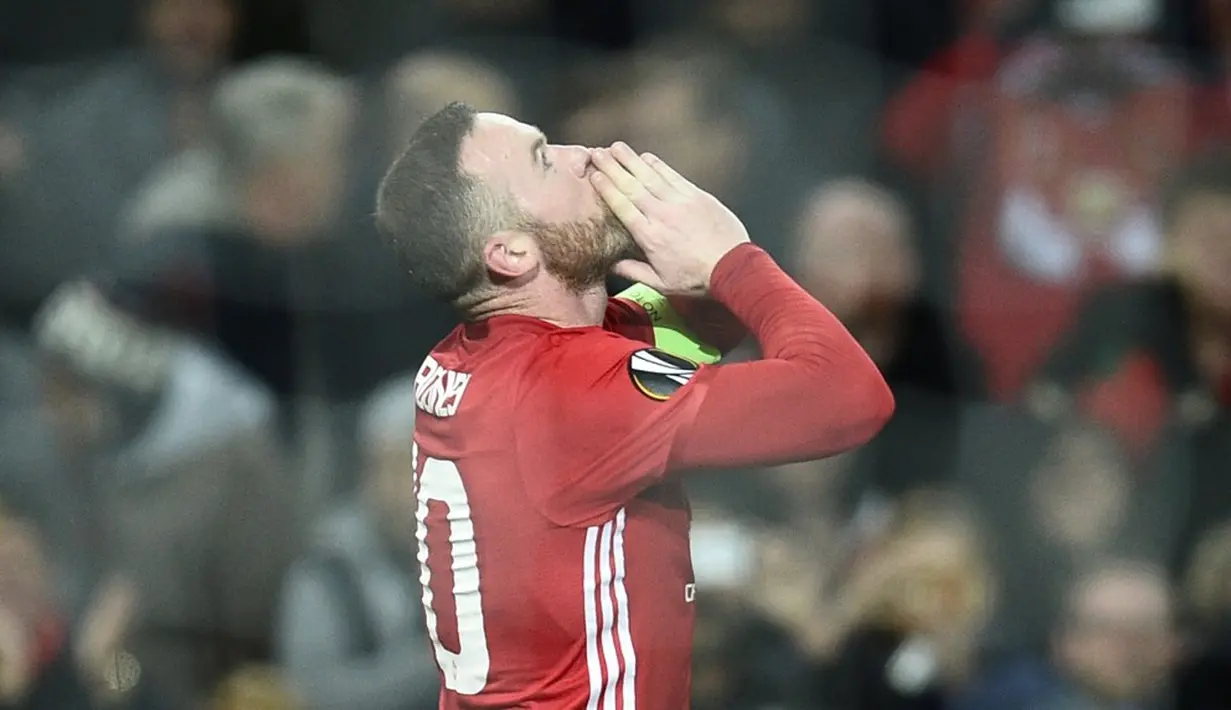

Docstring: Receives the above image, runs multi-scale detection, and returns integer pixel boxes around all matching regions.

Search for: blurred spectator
[0,0,238,326]
[620,43,756,199]
[734,490,991,709]
[277,375,437,710]
[791,179,973,388]
[793,180,921,366]
[959,559,1179,710]
[382,51,520,152]
[1175,519,1231,710]
[975,422,1148,654]
[30,279,299,707]
[210,665,300,710]
[567,39,804,259]
[685,178,983,696]
[1029,150,1231,574]
[121,56,474,493]
[701,0,884,174]
[882,0,1047,181]
[789,179,972,495]
[0,517,167,710]
[116,59,375,444]
[124,56,353,243]
[690,589,808,710]
[631,0,884,175]
[806,491,992,710]
[305,0,574,132]
[1025,424,1138,568]
[1031,150,1231,441]
[886,0,1189,400]
[0,516,77,707]
[344,47,523,236]
[693,489,991,710]
[873,0,1050,322]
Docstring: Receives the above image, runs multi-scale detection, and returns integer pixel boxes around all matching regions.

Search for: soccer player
[374,102,894,709]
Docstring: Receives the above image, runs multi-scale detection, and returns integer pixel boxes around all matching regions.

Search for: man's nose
[560,144,592,177]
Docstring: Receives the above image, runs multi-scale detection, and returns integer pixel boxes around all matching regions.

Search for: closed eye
[530,134,553,172]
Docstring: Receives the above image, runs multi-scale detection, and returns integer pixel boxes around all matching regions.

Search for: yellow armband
[616,283,722,365]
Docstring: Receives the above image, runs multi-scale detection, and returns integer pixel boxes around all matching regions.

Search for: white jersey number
[414,442,491,695]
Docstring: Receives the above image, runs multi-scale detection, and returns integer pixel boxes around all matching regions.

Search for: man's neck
[467,281,609,328]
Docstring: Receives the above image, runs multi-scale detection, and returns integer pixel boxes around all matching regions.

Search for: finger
[592,147,654,209]
[642,152,698,195]
[611,259,668,291]
[590,172,650,233]
[610,142,680,200]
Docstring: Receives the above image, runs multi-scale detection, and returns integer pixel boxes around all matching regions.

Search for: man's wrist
[708,243,768,299]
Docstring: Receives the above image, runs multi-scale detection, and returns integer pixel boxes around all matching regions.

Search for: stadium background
[2,0,1231,708]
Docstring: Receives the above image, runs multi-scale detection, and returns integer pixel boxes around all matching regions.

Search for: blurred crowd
[3,0,1231,708]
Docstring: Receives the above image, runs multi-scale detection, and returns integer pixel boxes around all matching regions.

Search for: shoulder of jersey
[627,348,699,401]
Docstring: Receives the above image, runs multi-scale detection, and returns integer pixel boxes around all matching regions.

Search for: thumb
[611,260,667,291]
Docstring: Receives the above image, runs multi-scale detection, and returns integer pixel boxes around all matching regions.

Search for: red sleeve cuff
[709,243,770,297]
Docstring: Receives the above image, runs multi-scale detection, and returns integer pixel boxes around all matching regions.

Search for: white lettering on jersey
[684,584,696,603]
[414,355,472,418]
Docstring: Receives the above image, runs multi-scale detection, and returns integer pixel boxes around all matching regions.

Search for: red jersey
[412,297,703,710]
[409,245,895,710]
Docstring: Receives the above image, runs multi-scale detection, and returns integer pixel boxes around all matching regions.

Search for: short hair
[209,57,353,180]
[1160,149,1231,231]
[375,102,510,303]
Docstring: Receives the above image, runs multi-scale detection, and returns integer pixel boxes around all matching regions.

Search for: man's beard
[524,207,640,292]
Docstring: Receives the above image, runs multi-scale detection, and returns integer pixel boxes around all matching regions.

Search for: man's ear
[483,230,540,281]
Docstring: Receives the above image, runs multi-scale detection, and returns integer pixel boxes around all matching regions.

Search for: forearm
[670,245,894,469]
